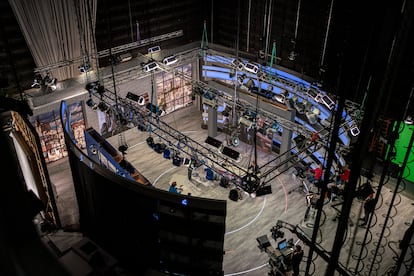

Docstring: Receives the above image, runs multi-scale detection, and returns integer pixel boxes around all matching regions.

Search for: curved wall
[61,101,226,275]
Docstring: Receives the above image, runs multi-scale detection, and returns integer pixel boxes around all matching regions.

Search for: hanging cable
[200,20,209,57]
[86,0,100,83]
[232,0,240,127]
[288,0,301,61]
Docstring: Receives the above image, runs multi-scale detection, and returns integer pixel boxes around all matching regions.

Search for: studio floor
[47,104,414,276]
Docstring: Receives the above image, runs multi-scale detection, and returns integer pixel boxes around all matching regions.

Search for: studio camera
[270,225,284,240]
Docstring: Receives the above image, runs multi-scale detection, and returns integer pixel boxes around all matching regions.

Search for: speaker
[153,143,166,153]
[205,136,222,148]
[146,137,154,148]
[256,186,272,197]
[221,146,240,160]
[229,189,239,202]
[220,177,229,188]
[126,91,140,102]
[173,156,182,166]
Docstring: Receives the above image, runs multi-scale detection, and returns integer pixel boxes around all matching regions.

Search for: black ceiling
[0,0,412,119]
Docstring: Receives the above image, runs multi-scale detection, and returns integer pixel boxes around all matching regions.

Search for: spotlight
[350,124,360,136]
[245,78,255,90]
[288,50,297,61]
[43,73,58,91]
[78,62,91,73]
[97,85,105,96]
[305,107,320,125]
[236,74,246,85]
[138,96,145,106]
[48,78,58,91]
[404,115,413,125]
[89,144,98,155]
[31,74,43,88]
[85,81,100,94]
[98,102,108,112]
[86,98,97,110]
[230,136,239,147]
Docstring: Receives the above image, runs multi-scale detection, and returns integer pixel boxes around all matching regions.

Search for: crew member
[169,181,183,194]
[360,191,375,227]
[308,164,323,186]
[328,164,350,201]
[291,245,304,276]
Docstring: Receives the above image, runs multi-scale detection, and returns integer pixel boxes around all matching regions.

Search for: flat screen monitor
[278,239,287,250]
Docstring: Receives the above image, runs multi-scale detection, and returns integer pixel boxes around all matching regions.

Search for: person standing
[308,164,323,189]
[328,164,350,201]
[291,244,304,276]
[360,192,375,227]
[337,164,350,186]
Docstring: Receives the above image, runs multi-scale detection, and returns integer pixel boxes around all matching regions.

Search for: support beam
[207,106,218,137]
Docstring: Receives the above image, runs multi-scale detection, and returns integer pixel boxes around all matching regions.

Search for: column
[208,106,218,137]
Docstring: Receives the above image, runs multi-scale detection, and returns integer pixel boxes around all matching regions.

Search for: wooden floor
[47,104,414,276]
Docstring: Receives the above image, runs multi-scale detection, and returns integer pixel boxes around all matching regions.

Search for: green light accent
[270,41,276,68]
[388,121,414,182]
[200,20,209,57]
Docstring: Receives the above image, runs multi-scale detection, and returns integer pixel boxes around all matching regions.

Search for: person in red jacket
[328,164,350,201]
[338,164,350,185]
[308,164,323,184]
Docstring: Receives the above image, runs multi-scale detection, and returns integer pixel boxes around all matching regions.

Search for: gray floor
[47,104,414,276]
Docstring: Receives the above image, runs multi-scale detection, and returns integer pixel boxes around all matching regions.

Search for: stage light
[78,62,91,73]
[245,78,255,90]
[89,144,98,155]
[305,107,320,125]
[230,136,239,147]
[138,96,145,106]
[272,121,279,132]
[31,74,43,88]
[86,98,97,110]
[288,50,297,61]
[350,125,360,136]
[44,73,57,91]
[97,102,108,112]
[97,85,105,96]
[404,115,413,125]
[48,78,58,91]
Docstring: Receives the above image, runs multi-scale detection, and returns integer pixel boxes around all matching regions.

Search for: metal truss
[272,220,352,276]
[206,49,363,122]
[100,47,200,87]
[34,30,184,73]
[131,50,342,190]
[96,88,250,184]
[92,46,354,193]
